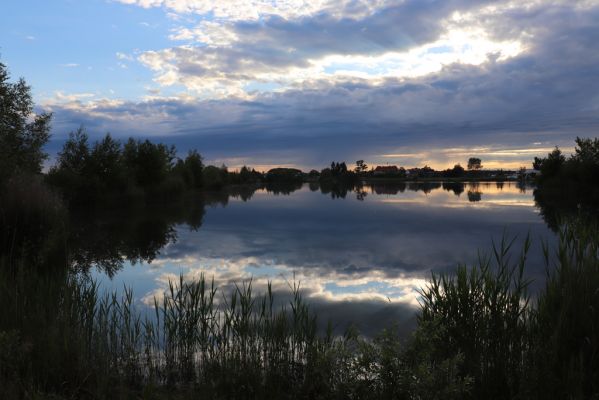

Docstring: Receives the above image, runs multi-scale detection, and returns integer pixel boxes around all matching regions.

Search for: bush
[0,174,67,269]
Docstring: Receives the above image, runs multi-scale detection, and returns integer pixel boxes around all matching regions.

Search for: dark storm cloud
[45,1,599,167]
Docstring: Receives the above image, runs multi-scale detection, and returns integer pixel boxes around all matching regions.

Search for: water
[90,181,555,336]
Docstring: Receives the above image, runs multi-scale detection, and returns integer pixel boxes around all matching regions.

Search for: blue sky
[2,0,598,170]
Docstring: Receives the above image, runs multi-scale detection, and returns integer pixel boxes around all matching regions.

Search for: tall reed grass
[1,220,598,399]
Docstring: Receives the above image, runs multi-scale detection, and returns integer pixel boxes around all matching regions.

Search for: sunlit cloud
[139,254,427,309]
[377,144,578,170]
[116,0,383,21]
[33,0,599,170]
[135,1,527,98]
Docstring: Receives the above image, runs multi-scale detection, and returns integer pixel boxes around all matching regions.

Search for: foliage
[526,221,599,399]
[355,160,368,173]
[227,165,263,185]
[535,138,599,188]
[2,218,599,399]
[48,130,211,204]
[173,149,204,189]
[417,236,531,399]
[443,164,465,178]
[467,157,483,171]
[537,147,566,178]
[265,167,304,183]
[0,61,52,185]
[0,174,67,269]
[122,137,177,188]
[533,138,599,230]
[202,165,229,190]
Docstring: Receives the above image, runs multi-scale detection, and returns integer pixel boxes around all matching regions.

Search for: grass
[1,220,598,399]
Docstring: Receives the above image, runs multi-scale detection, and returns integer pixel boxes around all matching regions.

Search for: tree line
[46,128,259,204]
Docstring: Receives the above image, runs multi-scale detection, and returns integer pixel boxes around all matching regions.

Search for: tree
[572,137,599,165]
[452,164,465,177]
[540,147,565,178]
[532,157,543,171]
[355,160,368,173]
[0,60,52,183]
[88,133,123,191]
[56,127,90,175]
[122,138,176,187]
[467,157,482,171]
[182,149,204,188]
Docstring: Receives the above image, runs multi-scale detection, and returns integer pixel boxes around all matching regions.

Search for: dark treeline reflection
[65,183,309,276]
[67,197,204,277]
[34,177,593,283]
[534,186,599,232]
[61,180,550,280]
[6,174,587,284]
[316,180,532,203]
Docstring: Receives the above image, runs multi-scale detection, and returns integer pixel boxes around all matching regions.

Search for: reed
[526,220,599,399]
[1,220,598,399]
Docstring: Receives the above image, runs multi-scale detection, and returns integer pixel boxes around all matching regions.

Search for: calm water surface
[92,182,555,336]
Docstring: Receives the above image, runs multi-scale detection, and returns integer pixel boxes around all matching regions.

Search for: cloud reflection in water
[94,182,553,336]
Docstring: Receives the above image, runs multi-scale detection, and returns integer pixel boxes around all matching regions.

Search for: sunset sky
[1,0,597,170]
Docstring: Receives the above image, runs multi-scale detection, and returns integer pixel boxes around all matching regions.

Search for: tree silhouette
[467,157,483,171]
[355,160,368,173]
[0,60,52,183]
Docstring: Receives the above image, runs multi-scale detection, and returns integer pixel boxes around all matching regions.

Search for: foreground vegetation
[1,222,598,399]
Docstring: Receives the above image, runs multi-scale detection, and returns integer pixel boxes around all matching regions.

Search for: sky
[1,0,598,170]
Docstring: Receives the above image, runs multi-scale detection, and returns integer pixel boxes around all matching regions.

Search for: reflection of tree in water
[534,187,599,232]
[442,182,465,196]
[265,181,303,195]
[467,182,480,192]
[467,191,482,202]
[354,184,368,201]
[319,181,355,199]
[66,183,313,276]
[370,182,406,195]
[229,186,257,202]
[407,182,442,194]
[516,181,531,194]
[68,195,208,277]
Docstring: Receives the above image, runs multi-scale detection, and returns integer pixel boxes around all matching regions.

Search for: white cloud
[116,0,366,20]
[127,0,531,98]
[139,254,427,308]
[116,52,134,61]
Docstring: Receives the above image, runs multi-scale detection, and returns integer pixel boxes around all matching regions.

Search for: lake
[89,181,555,337]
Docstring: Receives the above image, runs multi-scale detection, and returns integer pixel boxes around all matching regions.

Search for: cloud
[116,52,134,61]
[45,1,599,168]
[136,1,527,97]
[116,0,383,20]
[125,180,550,335]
